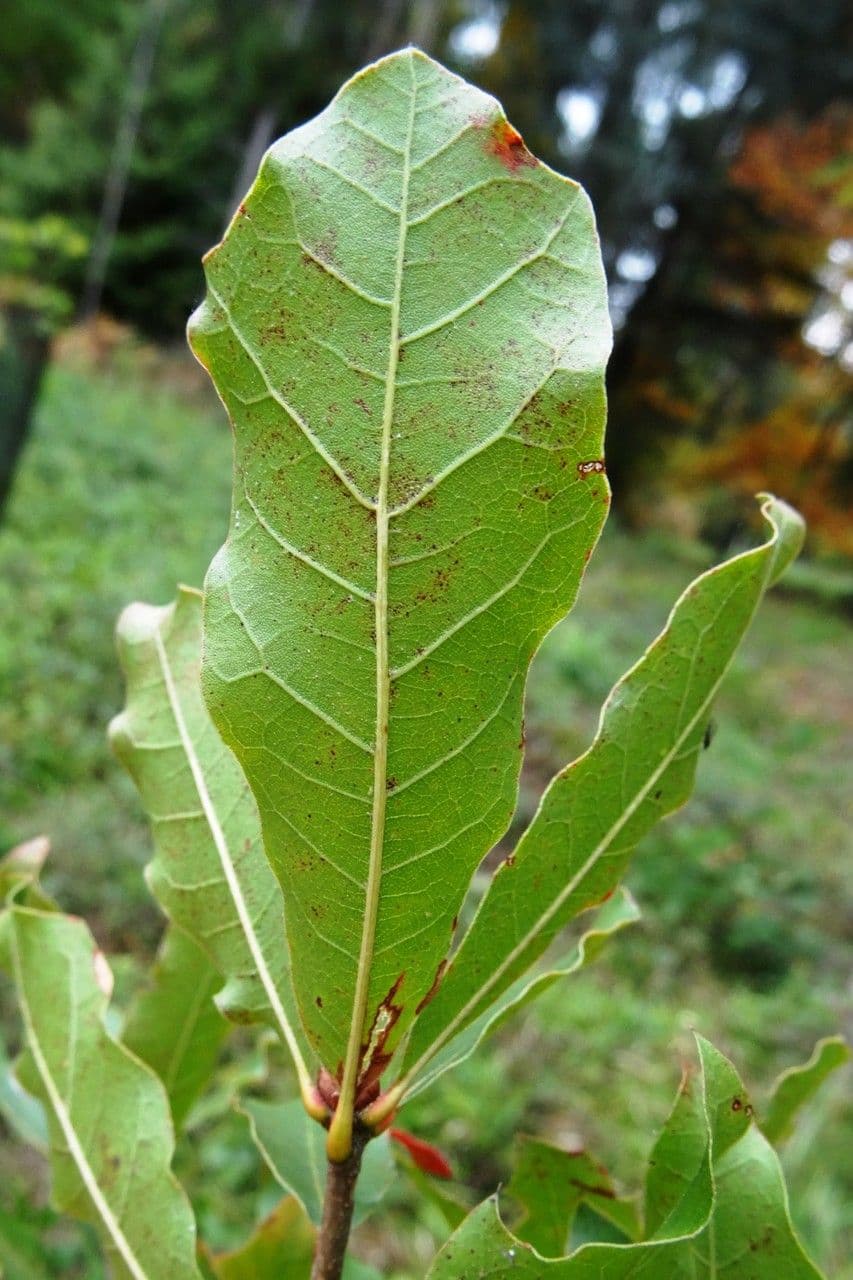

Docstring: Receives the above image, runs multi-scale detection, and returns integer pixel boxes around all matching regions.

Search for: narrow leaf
[390,1127,453,1179]
[6,904,201,1280]
[404,495,804,1087]
[238,1097,394,1227]
[643,1046,744,1240]
[427,1036,824,1278]
[189,46,611,1142]
[110,587,313,1095]
[398,888,639,1104]
[122,925,228,1129]
[761,1035,849,1146]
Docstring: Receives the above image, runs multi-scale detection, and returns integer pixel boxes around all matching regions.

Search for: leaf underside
[190,46,611,1091]
[110,588,311,1083]
[402,495,803,1089]
[427,1038,825,1278]
[7,905,201,1280]
[121,924,228,1130]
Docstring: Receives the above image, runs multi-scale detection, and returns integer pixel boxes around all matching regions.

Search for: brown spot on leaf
[487,120,537,172]
[357,973,406,1097]
[415,959,448,1015]
[568,1177,615,1200]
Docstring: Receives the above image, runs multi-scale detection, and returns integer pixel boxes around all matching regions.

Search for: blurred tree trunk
[0,307,50,512]
[80,0,168,319]
[225,0,318,224]
[226,106,278,222]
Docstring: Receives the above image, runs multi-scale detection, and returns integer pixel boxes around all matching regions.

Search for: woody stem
[310,1126,368,1280]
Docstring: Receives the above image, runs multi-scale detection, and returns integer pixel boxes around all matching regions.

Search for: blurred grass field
[0,343,850,1278]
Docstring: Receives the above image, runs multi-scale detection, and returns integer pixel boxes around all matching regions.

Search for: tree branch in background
[80,0,168,319]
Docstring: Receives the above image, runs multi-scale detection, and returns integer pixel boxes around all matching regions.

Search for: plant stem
[311,1127,368,1280]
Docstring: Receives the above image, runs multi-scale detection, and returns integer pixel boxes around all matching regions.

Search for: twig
[310,1126,369,1280]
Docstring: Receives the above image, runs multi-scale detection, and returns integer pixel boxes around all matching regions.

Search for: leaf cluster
[0,50,840,1280]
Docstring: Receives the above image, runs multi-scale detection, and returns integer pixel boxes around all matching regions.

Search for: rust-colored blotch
[487,119,537,172]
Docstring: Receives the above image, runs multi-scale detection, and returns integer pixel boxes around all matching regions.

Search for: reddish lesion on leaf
[415,958,447,1016]
[352,973,405,1109]
[487,119,538,172]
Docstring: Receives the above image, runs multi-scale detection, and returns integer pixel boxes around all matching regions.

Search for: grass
[0,343,850,1277]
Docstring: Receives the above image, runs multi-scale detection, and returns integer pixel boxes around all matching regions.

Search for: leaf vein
[206,282,376,510]
[243,490,375,601]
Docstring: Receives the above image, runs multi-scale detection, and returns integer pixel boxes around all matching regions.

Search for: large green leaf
[3,903,201,1280]
[761,1035,849,1146]
[402,496,804,1090]
[110,587,313,1100]
[121,925,228,1130]
[426,1038,824,1278]
[189,45,610,1149]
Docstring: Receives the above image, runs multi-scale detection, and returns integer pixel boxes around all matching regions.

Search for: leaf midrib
[328,55,417,1157]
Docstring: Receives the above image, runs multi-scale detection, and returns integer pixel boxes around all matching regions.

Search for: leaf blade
[110,587,313,1094]
[761,1035,849,1146]
[426,1037,824,1278]
[507,1135,640,1255]
[121,925,228,1130]
[190,48,611,1134]
[6,904,201,1280]
[398,888,639,1104]
[403,495,804,1086]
